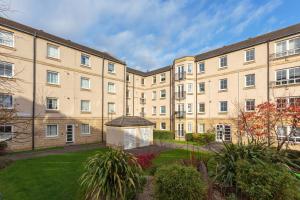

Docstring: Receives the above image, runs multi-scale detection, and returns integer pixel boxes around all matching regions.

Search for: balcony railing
[272,78,300,86]
[175,91,186,100]
[175,72,186,81]
[176,130,185,137]
[175,111,186,118]
[140,98,146,104]
[277,135,300,143]
[270,48,300,60]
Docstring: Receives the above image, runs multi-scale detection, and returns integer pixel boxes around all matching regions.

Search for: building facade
[0,17,299,150]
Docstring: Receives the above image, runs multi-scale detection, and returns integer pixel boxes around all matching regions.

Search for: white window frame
[141,78,145,85]
[219,55,227,68]
[187,103,193,114]
[160,89,166,99]
[198,124,205,134]
[198,82,205,93]
[160,106,166,115]
[0,93,13,109]
[152,76,156,84]
[46,97,59,110]
[108,82,116,93]
[275,67,300,85]
[126,74,130,82]
[152,91,157,100]
[187,63,193,74]
[47,44,60,59]
[187,83,193,94]
[160,73,166,82]
[198,103,205,113]
[187,122,193,133]
[81,100,91,112]
[245,49,255,62]
[198,62,205,73]
[160,122,166,130]
[47,71,60,85]
[81,54,90,67]
[219,101,228,112]
[0,61,14,78]
[245,74,255,87]
[45,124,59,137]
[108,102,116,113]
[245,99,255,112]
[80,77,91,89]
[219,78,228,91]
[152,106,157,115]
[0,125,13,141]
[108,63,115,73]
[80,124,91,134]
[0,29,14,47]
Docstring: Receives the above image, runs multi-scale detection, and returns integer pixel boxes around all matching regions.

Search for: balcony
[175,72,186,81]
[175,111,186,118]
[175,91,186,100]
[140,98,146,104]
[270,48,300,60]
[272,78,300,86]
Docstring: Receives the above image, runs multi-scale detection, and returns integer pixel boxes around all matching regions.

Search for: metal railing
[175,91,186,100]
[272,78,300,86]
[270,48,300,60]
[140,98,146,104]
[175,111,186,118]
[175,72,186,81]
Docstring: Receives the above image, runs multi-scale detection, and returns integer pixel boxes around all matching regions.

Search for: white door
[177,123,184,137]
[216,124,231,142]
[66,124,74,143]
[140,127,151,147]
[124,128,136,149]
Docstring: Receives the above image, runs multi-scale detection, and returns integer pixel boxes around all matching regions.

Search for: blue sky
[3,0,300,70]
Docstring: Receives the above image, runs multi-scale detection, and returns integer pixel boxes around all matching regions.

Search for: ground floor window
[46,124,58,137]
[187,122,193,133]
[177,123,184,137]
[198,124,205,133]
[160,122,166,130]
[277,126,300,143]
[80,124,90,134]
[0,125,12,141]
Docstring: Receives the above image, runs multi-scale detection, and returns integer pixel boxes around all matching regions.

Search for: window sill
[47,56,61,62]
[187,112,193,115]
[218,112,228,114]
[108,112,116,115]
[80,64,91,68]
[197,71,205,74]
[218,66,228,70]
[81,111,91,114]
[160,97,166,100]
[197,112,205,115]
[152,99,156,101]
[80,133,91,136]
[45,110,59,113]
[160,113,166,116]
[45,135,59,139]
[244,86,255,90]
[245,110,255,113]
[108,71,116,75]
[187,93,193,95]
[0,76,16,81]
[0,44,16,51]
[81,88,91,91]
[160,80,166,83]
[46,83,61,87]
[108,92,116,95]
[243,60,255,65]
[218,89,228,93]
[197,92,205,95]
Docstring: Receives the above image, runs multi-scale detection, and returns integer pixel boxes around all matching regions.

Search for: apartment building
[0,17,299,150]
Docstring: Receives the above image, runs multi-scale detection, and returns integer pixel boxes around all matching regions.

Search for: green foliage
[154,164,206,200]
[185,133,215,145]
[80,148,144,200]
[185,133,193,141]
[153,130,174,140]
[236,160,300,200]
[0,142,8,155]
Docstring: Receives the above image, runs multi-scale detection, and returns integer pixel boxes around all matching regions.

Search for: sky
[2,0,300,71]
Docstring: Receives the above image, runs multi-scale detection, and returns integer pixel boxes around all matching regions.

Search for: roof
[0,17,125,65]
[105,116,155,127]
[127,65,172,77]
[195,22,300,62]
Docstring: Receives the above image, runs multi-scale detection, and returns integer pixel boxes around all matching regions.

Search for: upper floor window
[198,103,205,113]
[46,97,58,110]
[187,63,193,74]
[198,62,205,73]
[81,54,90,66]
[219,56,227,68]
[126,90,130,98]
[0,125,13,141]
[108,63,115,73]
[275,67,300,85]
[0,30,14,47]
[108,102,116,113]
[160,73,166,82]
[219,78,228,91]
[198,82,205,93]
[126,74,130,82]
[47,71,59,85]
[141,78,145,85]
[152,106,157,115]
[245,99,255,111]
[81,100,91,112]
[152,76,156,84]
[160,106,166,115]
[187,103,193,113]
[0,94,13,109]
[108,82,116,93]
[47,44,60,59]
[0,61,13,78]
[187,83,193,94]
[219,101,228,112]
[160,89,166,99]
[245,49,255,62]
[274,37,300,58]
[245,74,255,87]
[80,77,90,89]
[152,91,157,100]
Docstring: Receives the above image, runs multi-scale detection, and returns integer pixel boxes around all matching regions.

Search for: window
[160,122,166,130]
[47,71,59,85]
[198,82,205,93]
[277,97,300,110]
[219,56,227,68]
[0,94,12,108]
[126,74,130,82]
[152,76,156,84]
[219,78,228,91]
[245,99,255,111]
[198,62,205,73]
[46,98,58,110]
[108,63,115,73]
[47,44,59,59]
[80,77,90,89]
[81,100,91,112]
[141,78,145,85]
[187,123,193,133]
[277,126,300,143]
[219,101,228,112]
[152,106,157,115]
[198,103,205,113]
[245,49,255,62]
[187,83,193,94]
[160,73,166,82]
[274,38,300,58]
[126,106,130,115]
[108,82,116,93]
[0,61,13,78]
[198,124,205,133]
[275,67,300,85]
[46,124,58,137]
[80,124,90,134]
[187,63,193,74]
[289,97,300,108]
[245,74,255,87]
[187,103,193,113]
[81,54,90,66]
[160,106,166,115]
[152,91,157,100]
[0,30,14,47]
[0,125,12,141]
[160,89,166,98]
[108,102,115,113]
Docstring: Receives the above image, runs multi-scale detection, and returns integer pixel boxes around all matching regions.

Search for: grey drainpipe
[124,66,126,116]
[267,42,270,144]
[32,32,37,150]
[169,69,172,131]
[195,61,198,133]
[101,59,105,142]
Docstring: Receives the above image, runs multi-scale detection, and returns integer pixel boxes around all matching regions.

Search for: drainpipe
[171,61,176,138]
[195,61,198,133]
[124,65,126,116]
[31,32,37,150]
[101,58,105,142]
[133,74,135,116]
[267,42,270,145]
[169,69,172,132]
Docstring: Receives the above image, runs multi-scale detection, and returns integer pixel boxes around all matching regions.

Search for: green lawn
[0,148,214,200]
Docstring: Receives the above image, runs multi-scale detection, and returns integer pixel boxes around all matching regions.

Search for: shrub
[154,164,206,200]
[236,160,300,200]
[153,130,174,140]
[0,142,8,155]
[194,133,215,145]
[136,153,156,169]
[185,133,193,141]
[80,148,144,200]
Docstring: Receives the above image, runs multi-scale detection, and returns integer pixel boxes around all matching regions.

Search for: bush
[154,164,206,200]
[0,142,8,155]
[136,153,156,169]
[194,133,215,145]
[153,130,174,140]
[236,160,300,200]
[80,148,144,200]
[185,133,193,141]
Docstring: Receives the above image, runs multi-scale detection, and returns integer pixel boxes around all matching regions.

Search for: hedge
[185,133,215,145]
[153,130,174,140]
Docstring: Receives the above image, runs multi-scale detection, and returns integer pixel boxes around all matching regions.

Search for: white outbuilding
[105,116,155,150]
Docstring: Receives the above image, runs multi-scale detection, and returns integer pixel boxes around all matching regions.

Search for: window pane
[0,31,13,47]
[0,62,13,77]
[0,94,12,108]
[81,100,90,112]
[47,45,59,58]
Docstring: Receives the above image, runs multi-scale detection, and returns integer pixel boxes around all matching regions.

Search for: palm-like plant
[80,148,143,200]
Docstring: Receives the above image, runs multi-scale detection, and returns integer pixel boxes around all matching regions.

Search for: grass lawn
[0,148,214,200]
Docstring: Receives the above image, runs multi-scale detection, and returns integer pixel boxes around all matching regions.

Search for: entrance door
[66,124,74,143]
[216,124,231,142]
[177,123,184,137]
[140,127,151,147]
[124,128,136,149]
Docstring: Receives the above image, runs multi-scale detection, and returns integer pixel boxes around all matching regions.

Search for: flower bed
[136,153,156,169]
